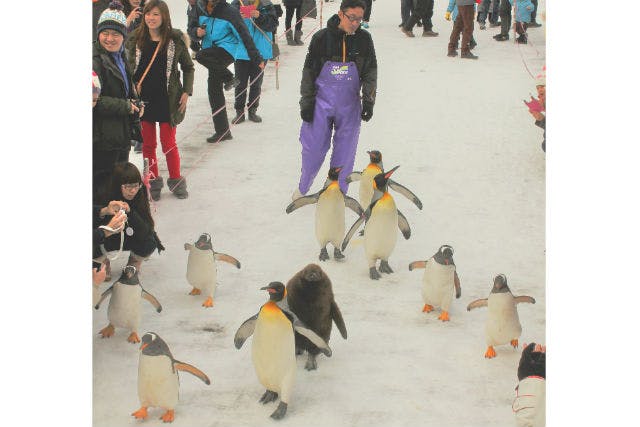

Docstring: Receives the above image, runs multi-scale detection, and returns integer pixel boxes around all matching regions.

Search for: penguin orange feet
[510,339,519,348]
[99,324,115,338]
[438,311,450,321]
[422,304,434,313]
[132,406,148,419]
[202,297,214,308]
[189,287,201,295]
[484,346,497,358]
[127,332,140,343]
[160,410,175,423]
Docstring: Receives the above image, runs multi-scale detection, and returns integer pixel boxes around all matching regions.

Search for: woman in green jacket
[126,0,195,200]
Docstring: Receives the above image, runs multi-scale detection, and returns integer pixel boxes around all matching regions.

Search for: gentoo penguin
[342,166,412,280]
[184,233,241,308]
[347,150,423,211]
[286,167,363,261]
[409,245,462,321]
[95,265,162,343]
[286,264,347,370]
[132,332,211,423]
[234,282,332,420]
[467,274,536,358]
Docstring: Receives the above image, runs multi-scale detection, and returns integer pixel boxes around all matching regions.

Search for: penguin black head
[195,233,213,250]
[261,282,286,301]
[367,150,382,165]
[118,265,140,285]
[373,165,399,192]
[327,166,343,181]
[140,332,173,358]
[434,245,455,266]
[491,274,510,293]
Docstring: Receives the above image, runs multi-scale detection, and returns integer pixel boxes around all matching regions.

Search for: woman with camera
[93,1,144,198]
[124,0,144,32]
[126,0,195,200]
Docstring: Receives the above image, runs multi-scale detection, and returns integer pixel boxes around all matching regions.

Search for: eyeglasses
[122,183,142,191]
[342,12,364,24]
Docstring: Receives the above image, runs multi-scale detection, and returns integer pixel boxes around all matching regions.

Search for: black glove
[301,107,314,123]
[361,101,373,122]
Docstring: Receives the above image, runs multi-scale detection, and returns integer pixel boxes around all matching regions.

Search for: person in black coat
[283,0,303,45]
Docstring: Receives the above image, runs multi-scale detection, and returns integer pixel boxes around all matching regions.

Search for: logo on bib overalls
[330,65,349,76]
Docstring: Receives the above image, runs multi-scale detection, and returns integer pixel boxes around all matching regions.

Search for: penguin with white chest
[342,166,414,280]
[184,233,241,308]
[234,282,332,420]
[94,265,162,343]
[286,167,363,261]
[132,332,211,423]
[467,274,536,358]
[409,245,462,321]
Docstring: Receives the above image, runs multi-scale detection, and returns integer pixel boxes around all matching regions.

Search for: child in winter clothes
[512,343,546,427]
[445,0,477,54]
[446,0,477,59]
[512,0,534,43]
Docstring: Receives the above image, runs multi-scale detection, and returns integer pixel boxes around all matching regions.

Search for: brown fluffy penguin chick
[286,264,347,370]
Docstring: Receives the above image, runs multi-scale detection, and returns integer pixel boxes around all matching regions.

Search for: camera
[134,1,146,26]
[130,99,146,144]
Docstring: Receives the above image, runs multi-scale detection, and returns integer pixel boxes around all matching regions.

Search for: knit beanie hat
[97,1,128,37]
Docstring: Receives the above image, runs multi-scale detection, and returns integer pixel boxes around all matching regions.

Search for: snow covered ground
[90,1,547,426]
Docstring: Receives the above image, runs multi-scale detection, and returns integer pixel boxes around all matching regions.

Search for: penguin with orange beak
[286,167,363,261]
[409,245,462,321]
[342,166,412,280]
[132,332,211,423]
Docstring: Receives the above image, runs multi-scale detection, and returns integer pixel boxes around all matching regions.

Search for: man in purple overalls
[295,0,377,199]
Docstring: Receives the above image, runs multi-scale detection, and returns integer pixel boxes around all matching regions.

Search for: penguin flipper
[173,360,211,385]
[343,194,364,216]
[346,171,362,183]
[285,193,319,213]
[331,301,348,339]
[292,320,332,357]
[454,271,462,298]
[388,179,423,210]
[341,214,366,251]
[142,290,163,312]
[94,285,113,310]
[408,260,427,271]
[214,252,241,269]
[234,314,258,349]
[514,296,536,305]
[184,243,193,251]
[397,210,411,239]
[467,298,488,311]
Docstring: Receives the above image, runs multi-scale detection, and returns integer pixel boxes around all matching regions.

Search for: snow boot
[447,49,458,57]
[206,131,233,143]
[494,33,509,41]
[294,30,304,45]
[516,34,528,44]
[422,29,439,37]
[461,51,479,60]
[286,31,295,46]
[149,176,163,201]
[401,27,415,37]
[233,110,245,124]
[248,108,262,123]
[167,177,189,199]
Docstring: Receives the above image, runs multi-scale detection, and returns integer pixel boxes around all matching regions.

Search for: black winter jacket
[299,14,377,113]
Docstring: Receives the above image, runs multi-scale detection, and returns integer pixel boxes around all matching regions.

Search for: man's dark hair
[340,0,366,12]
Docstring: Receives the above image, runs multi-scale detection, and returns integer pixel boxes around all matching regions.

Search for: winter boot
[167,177,189,199]
[493,33,509,41]
[294,30,304,45]
[286,30,295,46]
[516,34,528,44]
[461,51,479,60]
[422,29,439,37]
[149,176,164,201]
[233,110,245,124]
[401,26,415,37]
[248,108,262,123]
[447,49,458,57]
[206,131,233,143]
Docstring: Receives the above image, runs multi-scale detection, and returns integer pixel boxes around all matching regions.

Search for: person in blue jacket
[230,0,278,124]
[188,0,265,143]
[445,0,477,55]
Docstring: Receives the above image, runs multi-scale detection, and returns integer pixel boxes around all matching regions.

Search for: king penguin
[184,233,241,308]
[467,274,536,358]
[286,167,363,261]
[132,332,211,423]
[234,282,332,420]
[409,245,462,321]
[342,166,412,280]
[94,265,162,343]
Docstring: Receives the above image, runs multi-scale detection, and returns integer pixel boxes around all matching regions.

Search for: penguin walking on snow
[286,264,347,370]
[409,245,462,321]
[342,166,413,280]
[95,265,162,343]
[132,332,211,423]
[286,167,363,261]
[184,233,241,308]
[234,282,332,420]
[467,274,536,358]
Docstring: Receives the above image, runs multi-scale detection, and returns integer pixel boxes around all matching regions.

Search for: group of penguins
[94,150,540,423]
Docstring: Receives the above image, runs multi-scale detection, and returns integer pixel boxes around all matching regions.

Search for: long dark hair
[102,162,155,229]
[134,0,173,52]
